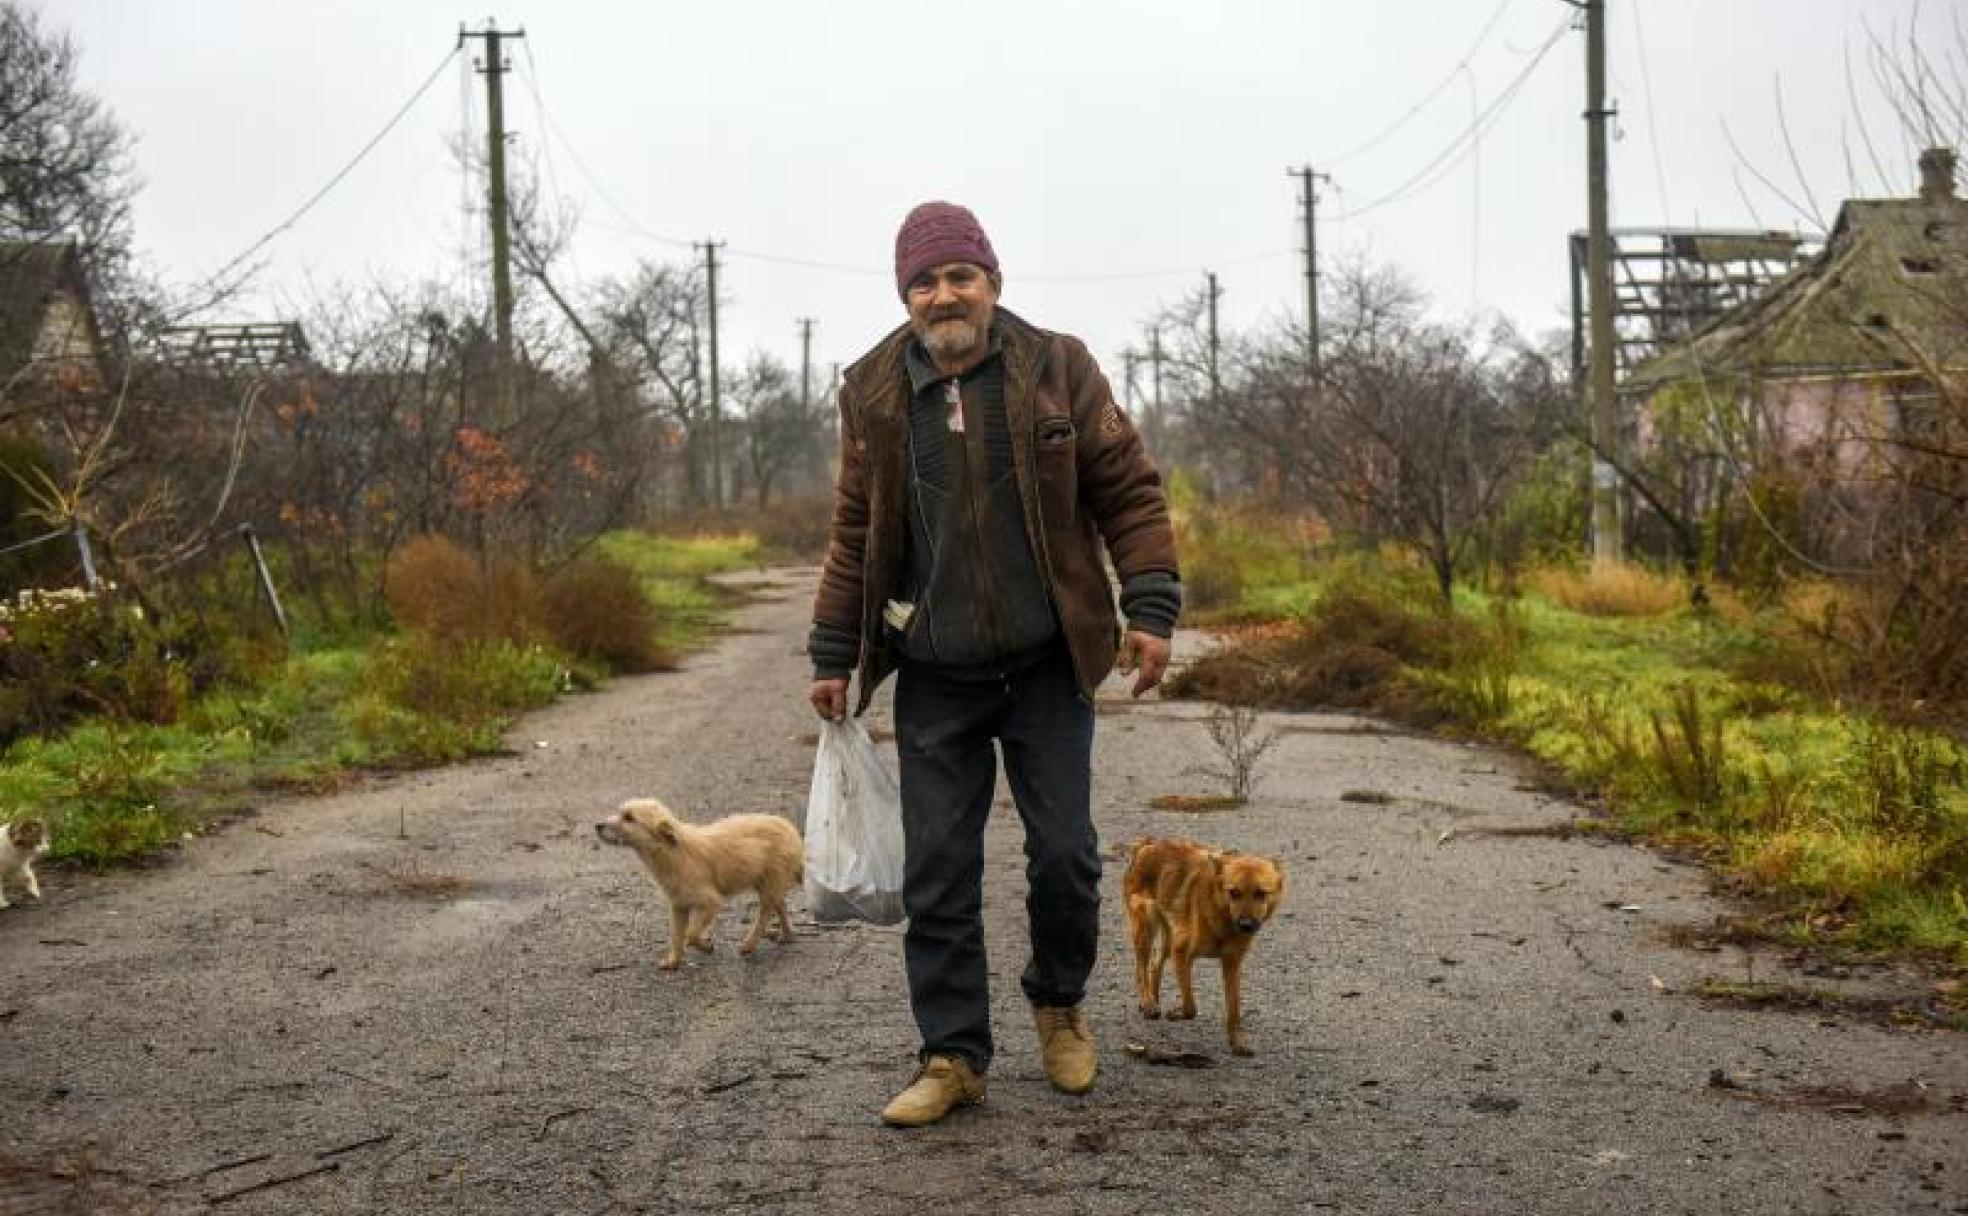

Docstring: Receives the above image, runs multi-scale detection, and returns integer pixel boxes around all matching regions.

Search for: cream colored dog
[595,798,802,970]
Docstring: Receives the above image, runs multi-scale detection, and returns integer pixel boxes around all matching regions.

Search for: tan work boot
[880,1055,986,1127]
[1033,1005,1097,1095]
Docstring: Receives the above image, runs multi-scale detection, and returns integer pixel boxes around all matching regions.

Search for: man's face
[906,261,1000,366]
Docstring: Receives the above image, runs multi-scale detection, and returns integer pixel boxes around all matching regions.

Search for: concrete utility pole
[1121,349,1142,414]
[1582,0,1621,564]
[1289,165,1332,381]
[1148,325,1166,432]
[797,317,816,412]
[697,239,726,508]
[1204,271,1222,412]
[459,21,525,427]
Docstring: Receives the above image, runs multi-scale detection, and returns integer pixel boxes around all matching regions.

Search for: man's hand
[809,677,849,721]
[1116,630,1171,698]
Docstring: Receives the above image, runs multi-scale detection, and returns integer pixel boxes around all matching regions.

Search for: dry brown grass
[1526,562,1685,617]
[1148,794,1246,812]
[383,534,542,644]
[1164,573,1470,722]
[541,555,675,674]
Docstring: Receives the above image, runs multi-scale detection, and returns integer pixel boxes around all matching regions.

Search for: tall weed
[1649,685,1734,822]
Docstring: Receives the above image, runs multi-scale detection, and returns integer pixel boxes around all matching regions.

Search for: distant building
[1623,147,1966,476]
[0,241,107,393]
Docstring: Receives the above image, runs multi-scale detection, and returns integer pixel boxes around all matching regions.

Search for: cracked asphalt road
[1,567,1962,1214]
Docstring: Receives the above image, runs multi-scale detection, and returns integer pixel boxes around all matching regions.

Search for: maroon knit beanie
[893,201,999,299]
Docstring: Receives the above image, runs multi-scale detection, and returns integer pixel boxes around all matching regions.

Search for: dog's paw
[1230,1038,1255,1057]
[738,941,758,956]
[658,957,683,971]
[690,939,715,954]
[1169,1006,1197,1021]
[1137,1002,1162,1020]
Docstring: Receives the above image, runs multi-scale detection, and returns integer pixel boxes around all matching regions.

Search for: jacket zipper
[954,376,1008,664]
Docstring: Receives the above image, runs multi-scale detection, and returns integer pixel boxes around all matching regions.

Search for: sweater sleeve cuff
[1119,570,1181,639]
[808,621,860,680]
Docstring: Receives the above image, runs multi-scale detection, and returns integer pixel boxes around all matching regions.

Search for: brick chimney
[1918,146,1957,202]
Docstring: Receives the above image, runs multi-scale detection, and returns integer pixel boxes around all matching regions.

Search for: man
[807,200,1181,1127]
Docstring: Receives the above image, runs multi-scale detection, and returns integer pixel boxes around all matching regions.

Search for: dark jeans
[893,647,1100,1074]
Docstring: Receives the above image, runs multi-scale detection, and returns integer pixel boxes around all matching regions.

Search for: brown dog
[1124,837,1286,1056]
[595,799,802,970]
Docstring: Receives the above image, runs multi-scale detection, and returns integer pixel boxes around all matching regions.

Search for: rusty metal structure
[1567,227,1822,383]
[158,322,311,370]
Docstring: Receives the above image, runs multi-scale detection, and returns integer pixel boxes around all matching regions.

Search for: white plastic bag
[804,717,906,925]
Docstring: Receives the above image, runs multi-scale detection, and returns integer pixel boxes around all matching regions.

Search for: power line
[517,58,1284,287]
[1322,0,1519,167]
[1630,0,1672,220]
[1327,13,1570,222]
[190,46,461,309]
[526,82,697,251]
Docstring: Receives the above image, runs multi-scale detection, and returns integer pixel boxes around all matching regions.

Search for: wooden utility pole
[697,239,726,508]
[1148,325,1166,431]
[1289,165,1332,380]
[459,21,525,427]
[1582,0,1621,564]
[797,317,816,411]
[1204,271,1222,412]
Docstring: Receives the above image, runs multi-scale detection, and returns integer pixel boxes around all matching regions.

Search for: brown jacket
[813,309,1179,714]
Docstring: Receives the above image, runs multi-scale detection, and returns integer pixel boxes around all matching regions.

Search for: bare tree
[0,5,134,254]
[726,352,828,508]
[0,2,139,325]
[1183,261,1552,607]
[594,260,710,510]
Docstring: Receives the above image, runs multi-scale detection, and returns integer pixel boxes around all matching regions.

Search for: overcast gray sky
[49,0,1963,382]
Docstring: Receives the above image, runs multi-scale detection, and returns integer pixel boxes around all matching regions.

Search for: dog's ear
[654,821,678,845]
[1210,852,1225,875]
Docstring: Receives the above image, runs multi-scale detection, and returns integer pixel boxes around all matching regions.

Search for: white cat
[0,819,49,908]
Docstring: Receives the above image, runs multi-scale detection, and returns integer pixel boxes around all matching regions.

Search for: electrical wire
[1327,13,1571,223]
[1630,0,1673,224]
[188,46,462,309]
[527,83,697,252]
[1321,0,1519,167]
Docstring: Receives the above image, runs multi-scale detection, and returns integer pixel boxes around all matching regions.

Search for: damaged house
[1619,147,1966,567]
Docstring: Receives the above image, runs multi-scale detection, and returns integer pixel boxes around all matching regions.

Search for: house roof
[1624,187,1968,391]
[0,240,101,379]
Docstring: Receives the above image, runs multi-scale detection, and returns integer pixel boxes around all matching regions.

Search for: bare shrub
[540,555,675,673]
[1191,702,1279,802]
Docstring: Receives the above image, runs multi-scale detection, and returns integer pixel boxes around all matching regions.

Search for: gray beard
[916,316,984,364]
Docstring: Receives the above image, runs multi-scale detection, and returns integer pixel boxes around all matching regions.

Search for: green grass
[0,529,768,866]
[594,529,763,650]
[1472,596,1965,958]
[1186,519,1968,962]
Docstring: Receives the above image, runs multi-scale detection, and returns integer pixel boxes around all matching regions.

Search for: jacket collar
[904,319,1005,394]
[849,308,1045,425]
